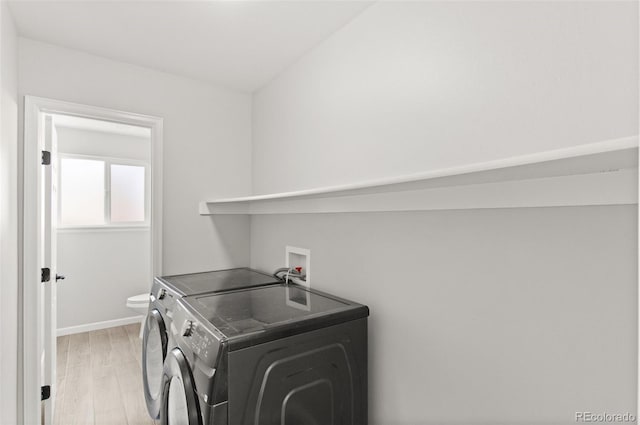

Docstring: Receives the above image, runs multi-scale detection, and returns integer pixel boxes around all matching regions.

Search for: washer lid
[183,284,368,341]
[156,267,280,296]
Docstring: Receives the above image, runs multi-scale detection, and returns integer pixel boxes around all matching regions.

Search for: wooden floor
[55,324,156,425]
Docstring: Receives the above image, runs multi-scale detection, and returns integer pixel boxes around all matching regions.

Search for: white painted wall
[251,207,638,425]
[56,229,151,329]
[19,38,253,275]
[0,3,19,424]
[253,1,638,194]
[249,2,639,424]
[55,126,152,330]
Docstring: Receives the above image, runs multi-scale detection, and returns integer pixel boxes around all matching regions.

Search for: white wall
[253,1,638,194]
[19,38,252,276]
[55,126,152,329]
[249,2,639,424]
[0,2,19,424]
[56,229,151,329]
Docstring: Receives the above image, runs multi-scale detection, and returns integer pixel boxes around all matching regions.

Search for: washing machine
[142,268,281,419]
[161,283,368,425]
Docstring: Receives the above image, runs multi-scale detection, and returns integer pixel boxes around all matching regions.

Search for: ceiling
[8,1,372,92]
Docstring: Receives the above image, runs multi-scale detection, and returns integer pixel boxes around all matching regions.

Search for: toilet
[126,293,150,338]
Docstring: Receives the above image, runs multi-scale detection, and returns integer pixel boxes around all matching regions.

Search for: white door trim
[22,96,163,424]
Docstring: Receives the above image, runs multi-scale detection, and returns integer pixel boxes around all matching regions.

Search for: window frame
[57,152,151,230]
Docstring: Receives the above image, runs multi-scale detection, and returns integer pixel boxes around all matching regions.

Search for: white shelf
[200,136,639,215]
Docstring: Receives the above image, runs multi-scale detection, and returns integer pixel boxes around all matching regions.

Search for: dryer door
[161,348,203,425]
[143,308,168,419]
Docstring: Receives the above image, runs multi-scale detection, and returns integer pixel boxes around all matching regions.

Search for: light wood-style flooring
[55,324,157,425]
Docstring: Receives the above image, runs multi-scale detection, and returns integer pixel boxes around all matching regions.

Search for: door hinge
[41,150,51,165]
[41,385,50,401]
[41,268,50,283]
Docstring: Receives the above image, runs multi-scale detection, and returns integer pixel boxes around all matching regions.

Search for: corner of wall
[0,2,21,424]
[248,94,254,268]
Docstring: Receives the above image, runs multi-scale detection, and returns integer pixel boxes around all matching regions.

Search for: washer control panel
[150,279,176,312]
[172,301,221,368]
[189,325,216,361]
[182,320,195,337]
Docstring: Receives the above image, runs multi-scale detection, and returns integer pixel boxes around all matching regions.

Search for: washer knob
[182,320,195,337]
[158,288,166,300]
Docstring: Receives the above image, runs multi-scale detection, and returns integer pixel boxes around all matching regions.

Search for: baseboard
[57,315,144,336]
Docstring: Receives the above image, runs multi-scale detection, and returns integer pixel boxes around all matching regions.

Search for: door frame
[22,96,163,425]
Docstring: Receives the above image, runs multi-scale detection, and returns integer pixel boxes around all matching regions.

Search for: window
[59,154,149,227]
[60,158,105,226]
[110,164,146,222]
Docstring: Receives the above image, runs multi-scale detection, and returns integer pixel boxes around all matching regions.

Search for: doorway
[23,97,163,425]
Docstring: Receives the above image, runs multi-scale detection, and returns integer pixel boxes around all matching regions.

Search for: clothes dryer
[142,268,280,419]
[161,283,368,425]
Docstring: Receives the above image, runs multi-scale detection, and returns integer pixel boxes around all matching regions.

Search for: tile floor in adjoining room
[55,324,156,425]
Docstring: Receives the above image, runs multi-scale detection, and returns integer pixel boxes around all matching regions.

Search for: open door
[23,96,162,424]
[41,114,60,424]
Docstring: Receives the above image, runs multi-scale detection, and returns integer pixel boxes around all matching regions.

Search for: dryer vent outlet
[285,246,311,288]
